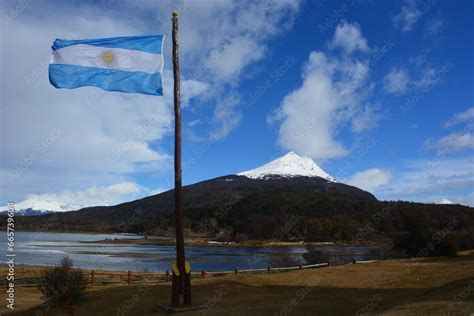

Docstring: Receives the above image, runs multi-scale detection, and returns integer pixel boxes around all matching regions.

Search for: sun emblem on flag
[102,51,114,64]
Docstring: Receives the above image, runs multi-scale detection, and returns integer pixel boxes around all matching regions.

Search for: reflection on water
[0,232,383,272]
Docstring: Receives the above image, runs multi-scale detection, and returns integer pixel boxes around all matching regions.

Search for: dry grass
[1,253,474,315]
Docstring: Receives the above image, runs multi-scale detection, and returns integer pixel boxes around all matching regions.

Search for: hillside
[12,173,376,233]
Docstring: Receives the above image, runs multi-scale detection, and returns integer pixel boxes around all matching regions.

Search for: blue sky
[0,0,473,210]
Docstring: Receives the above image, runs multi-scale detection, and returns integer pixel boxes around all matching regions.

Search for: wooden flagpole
[171,10,191,306]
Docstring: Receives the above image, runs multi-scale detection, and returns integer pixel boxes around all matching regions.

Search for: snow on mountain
[437,198,454,205]
[0,195,81,213]
[1,182,143,214]
[237,151,337,182]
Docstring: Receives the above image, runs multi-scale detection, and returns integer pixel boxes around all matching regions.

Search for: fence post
[91,270,94,287]
[201,269,205,279]
[165,270,169,282]
[299,264,302,270]
[128,270,131,285]
[267,265,271,274]
[235,267,238,275]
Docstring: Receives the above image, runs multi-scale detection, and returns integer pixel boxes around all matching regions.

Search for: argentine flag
[49,35,165,96]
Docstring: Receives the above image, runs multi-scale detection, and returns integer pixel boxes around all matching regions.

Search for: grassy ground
[1,252,474,315]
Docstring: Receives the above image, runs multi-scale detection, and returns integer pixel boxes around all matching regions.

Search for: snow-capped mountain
[238,151,337,182]
[0,195,81,215]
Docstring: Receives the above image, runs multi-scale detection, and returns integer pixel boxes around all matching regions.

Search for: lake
[1,232,383,272]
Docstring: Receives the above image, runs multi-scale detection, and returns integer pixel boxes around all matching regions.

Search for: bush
[234,233,248,243]
[215,230,233,242]
[456,230,474,250]
[435,238,459,256]
[393,232,426,256]
[39,257,87,305]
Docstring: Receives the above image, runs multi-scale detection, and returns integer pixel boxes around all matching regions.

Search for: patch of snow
[237,151,337,182]
[437,198,454,205]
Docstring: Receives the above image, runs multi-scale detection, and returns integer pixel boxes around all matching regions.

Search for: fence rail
[6,252,377,288]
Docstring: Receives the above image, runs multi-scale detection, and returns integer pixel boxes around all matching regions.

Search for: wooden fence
[87,262,330,287]
[6,252,378,288]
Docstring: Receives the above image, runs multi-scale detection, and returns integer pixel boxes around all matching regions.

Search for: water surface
[1,232,381,272]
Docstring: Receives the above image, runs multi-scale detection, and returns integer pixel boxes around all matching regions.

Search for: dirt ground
[1,252,473,315]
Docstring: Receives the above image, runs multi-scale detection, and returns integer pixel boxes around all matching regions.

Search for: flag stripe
[49,64,163,96]
[51,44,164,75]
[52,35,165,55]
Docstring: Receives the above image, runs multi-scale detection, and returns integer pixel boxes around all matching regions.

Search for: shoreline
[2,249,473,275]
[6,230,391,247]
[82,236,390,248]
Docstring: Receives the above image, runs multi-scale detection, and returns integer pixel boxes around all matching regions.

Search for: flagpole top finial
[172,11,179,17]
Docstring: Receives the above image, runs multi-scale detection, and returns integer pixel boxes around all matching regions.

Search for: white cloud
[174,0,302,139]
[383,64,448,95]
[424,108,474,154]
[182,80,210,108]
[413,66,438,90]
[187,119,202,127]
[329,21,369,54]
[345,168,392,191]
[444,107,474,128]
[206,36,265,82]
[269,21,374,162]
[392,0,422,32]
[210,96,242,141]
[383,67,410,94]
[408,55,427,67]
[377,157,474,203]
[351,104,383,133]
[175,0,301,83]
[424,132,474,153]
[425,17,444,37]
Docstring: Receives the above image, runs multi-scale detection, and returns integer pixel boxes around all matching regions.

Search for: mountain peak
[237,152,337,182]
[437,198,454,205]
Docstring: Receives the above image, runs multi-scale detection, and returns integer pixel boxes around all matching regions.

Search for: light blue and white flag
[49,35,165,96]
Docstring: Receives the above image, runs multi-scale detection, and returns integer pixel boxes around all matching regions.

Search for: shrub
[456,230,474,250]
[215,230,233,242]
[393,232,425,256]
[234,233,249,243]
[435,238,459,256]
[39,257,87,305]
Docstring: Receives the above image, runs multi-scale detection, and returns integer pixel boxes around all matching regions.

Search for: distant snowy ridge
[0,195,81,213]
[238,151,337,182]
